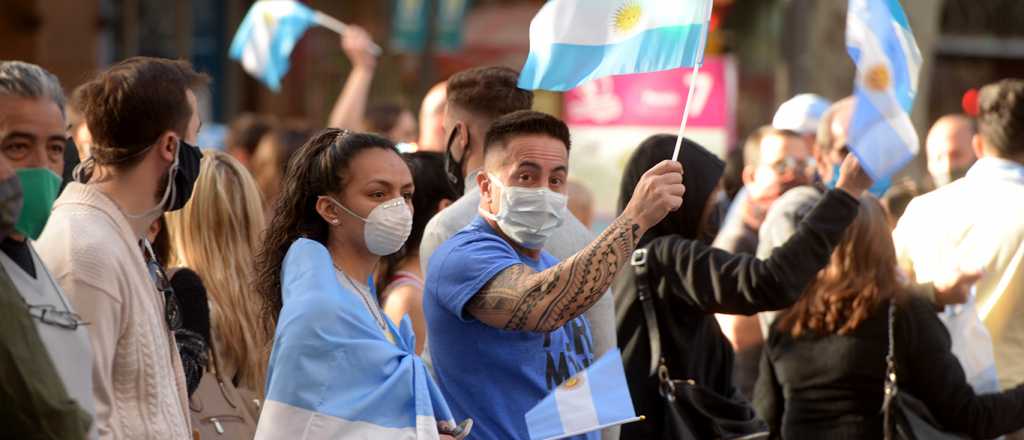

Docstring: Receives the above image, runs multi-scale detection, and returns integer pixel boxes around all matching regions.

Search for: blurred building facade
[2,0,1023,162]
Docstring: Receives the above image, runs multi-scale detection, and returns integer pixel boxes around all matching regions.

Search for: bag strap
[631,248,663,378]
[883,299,898,439]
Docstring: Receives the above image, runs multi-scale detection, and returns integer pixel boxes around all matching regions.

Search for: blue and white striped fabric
[229,0,317,91]
[518,0,713,91]
[845,0,923,181]
[255,238,455,439]
[525,349,640,440]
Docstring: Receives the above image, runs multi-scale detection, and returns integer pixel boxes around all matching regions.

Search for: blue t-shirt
[425,217,596,439]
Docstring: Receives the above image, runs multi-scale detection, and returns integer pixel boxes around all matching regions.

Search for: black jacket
[614,189,859,439]
[756,295,1024,440]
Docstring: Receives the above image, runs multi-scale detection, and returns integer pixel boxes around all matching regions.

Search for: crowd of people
[3,24,1024,440]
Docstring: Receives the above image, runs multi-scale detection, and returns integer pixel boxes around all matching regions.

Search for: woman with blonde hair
[165,150,268,393]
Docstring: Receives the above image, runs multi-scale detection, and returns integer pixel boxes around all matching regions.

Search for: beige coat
[37,183,191,440]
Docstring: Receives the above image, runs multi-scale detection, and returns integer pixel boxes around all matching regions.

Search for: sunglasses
[26,304,89,330]
[141,239,182,332]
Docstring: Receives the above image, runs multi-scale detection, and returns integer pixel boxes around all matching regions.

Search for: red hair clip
[962,88,979,117]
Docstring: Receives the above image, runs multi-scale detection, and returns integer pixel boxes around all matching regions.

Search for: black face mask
[443,125,470,197]
[166,139,203,212]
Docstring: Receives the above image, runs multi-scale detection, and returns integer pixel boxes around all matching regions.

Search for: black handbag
[631,248,769,440]
[882,300,970,440]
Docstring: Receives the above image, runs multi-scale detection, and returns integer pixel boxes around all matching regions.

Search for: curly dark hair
[253,128,398,348]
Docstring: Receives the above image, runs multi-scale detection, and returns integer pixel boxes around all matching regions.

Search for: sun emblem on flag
[560,375,584,390]
[612,0,643,35]
[262,11,277,28]
[865,64,891,91]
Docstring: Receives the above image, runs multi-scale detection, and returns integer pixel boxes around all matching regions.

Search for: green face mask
[15,168,61,240]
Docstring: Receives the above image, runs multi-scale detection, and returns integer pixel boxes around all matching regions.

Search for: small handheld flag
[518,0,712,92]
[525,349,643,440]
[845,0,923,181]
[230,0,381,91]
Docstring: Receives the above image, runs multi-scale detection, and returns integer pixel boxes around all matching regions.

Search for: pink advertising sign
[563,56,736,138]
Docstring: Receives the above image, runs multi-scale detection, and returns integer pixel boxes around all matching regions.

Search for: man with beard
[37,57,207,440]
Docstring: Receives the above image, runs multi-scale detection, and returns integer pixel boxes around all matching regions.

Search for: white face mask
[479,173,567,249]
[326,196,413,256]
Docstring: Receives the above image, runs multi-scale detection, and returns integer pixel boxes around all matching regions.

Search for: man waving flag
[845,0,923,181]
[518,0,713,92]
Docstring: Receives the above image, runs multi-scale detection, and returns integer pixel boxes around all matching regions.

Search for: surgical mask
[14,168,61,240]
[825,164,892,197]
[479,173,567,249]
[327,196,413,256]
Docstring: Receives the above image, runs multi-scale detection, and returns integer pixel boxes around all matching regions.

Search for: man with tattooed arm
[424,110,686,439]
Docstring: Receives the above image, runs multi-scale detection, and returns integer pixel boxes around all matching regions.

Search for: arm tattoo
[467,215,643,332]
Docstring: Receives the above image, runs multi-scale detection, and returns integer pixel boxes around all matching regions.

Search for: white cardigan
[37,183,191,440]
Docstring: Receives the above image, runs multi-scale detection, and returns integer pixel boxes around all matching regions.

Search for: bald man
[926,114,977,187]
[418,81,448,153]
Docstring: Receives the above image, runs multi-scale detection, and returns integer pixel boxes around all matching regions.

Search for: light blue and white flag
[525,349,642,440]
[518,0,713,91]
[255,238,456,439]
[229,0,318,91]
[845,0,923,180]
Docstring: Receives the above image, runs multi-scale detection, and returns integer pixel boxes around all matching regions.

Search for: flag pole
[671,0,714,162]
[313,11,383,55]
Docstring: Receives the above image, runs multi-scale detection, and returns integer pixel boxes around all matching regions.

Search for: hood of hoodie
[617,135,725,244]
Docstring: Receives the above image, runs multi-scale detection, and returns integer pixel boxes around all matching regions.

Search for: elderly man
[425,110,684,439]
[0,60,95,440]
[926,114,977,188]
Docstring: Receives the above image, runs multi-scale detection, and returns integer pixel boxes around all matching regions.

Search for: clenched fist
[835,154,874,198]
[622,160,685,232]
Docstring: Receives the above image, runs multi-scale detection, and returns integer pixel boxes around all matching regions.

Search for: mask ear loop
[122,141,181,220]
[444,125,471,193]
[71,156,96,184]
[320,195,368,223]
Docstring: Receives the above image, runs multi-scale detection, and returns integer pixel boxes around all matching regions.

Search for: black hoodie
[612,135,860,440]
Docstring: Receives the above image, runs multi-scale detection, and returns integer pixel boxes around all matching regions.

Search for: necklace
[334,264,394,343]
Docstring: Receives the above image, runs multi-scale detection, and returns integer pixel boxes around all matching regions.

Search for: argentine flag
[229,0,317,91]
[845,0,923,180]
[518,0,713,91]
[255,238,456,439]
[525,349,642,440]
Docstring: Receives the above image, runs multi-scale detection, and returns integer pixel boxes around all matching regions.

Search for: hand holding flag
[230,0,381,91]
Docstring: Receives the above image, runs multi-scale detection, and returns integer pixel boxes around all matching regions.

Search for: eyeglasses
[141,239,182,332]
[26,304,89,330]
[768,157,816,175]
